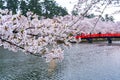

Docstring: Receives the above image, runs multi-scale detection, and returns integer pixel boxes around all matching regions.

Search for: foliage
[5,0,19,14]
[85,14,95,18]
[101,14,114,22]
[71,10,78,16]
[40,0,68,18]
[0,0,68,18]
[20,0,29,16]
[0,0,5,9]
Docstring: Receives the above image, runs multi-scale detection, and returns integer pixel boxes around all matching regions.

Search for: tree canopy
[0,0,68,18]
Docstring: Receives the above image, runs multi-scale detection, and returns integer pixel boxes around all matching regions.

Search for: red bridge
[75,33,120,43]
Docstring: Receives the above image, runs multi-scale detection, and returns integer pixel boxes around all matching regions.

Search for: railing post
[87,38,93,43]
[107,37,112,44]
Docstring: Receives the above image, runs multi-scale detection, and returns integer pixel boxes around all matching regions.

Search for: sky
[55,0,78,13]
[55,0,120,21]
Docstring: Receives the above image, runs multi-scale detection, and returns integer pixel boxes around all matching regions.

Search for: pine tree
[5,0,19,14]
[28,0,42,16]
[20,0,28,16]
[0,0,4,9]
[41,0,68,18]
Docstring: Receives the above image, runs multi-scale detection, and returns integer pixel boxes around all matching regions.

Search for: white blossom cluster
[0,9,120,62]
[54,15,120,34]
[0,9,72,62]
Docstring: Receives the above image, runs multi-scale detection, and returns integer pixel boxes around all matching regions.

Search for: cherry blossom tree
[0,0,120,63]
[0,9,72,62]
[71,0,120,33]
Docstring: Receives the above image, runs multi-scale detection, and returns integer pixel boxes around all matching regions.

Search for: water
[0,41,120,80]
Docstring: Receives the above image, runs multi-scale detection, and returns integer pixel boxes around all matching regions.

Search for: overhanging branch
[0,36,42,57]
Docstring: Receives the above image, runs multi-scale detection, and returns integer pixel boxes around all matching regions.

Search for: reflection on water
[48,59,57,75]
[0,41,120,80]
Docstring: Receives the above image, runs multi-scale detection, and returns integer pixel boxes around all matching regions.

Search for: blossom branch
[0,36,42,57]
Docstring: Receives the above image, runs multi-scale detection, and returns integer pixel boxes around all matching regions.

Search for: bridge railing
[75,33,120,39]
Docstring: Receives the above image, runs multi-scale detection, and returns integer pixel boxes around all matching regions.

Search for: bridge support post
[107,37,112,44]
[87,38,93,43]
